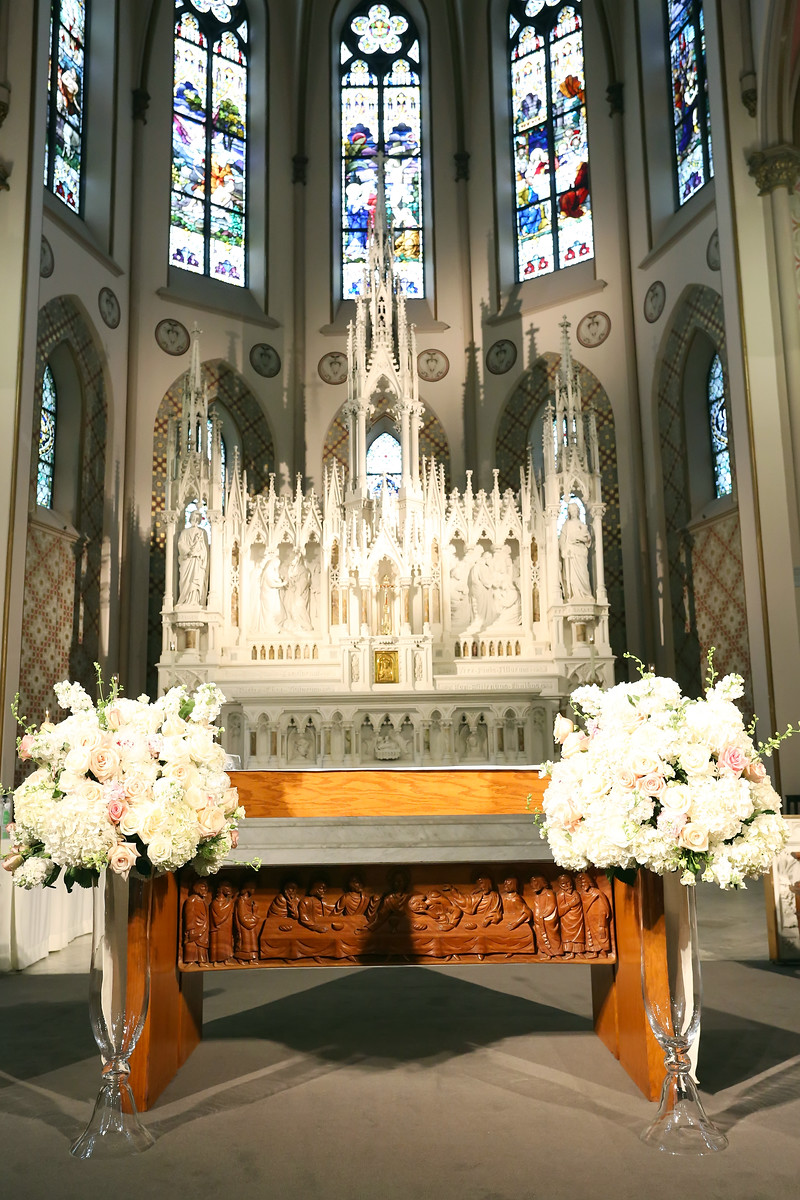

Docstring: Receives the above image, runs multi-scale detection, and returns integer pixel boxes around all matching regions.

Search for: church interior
[1,0,800,1194]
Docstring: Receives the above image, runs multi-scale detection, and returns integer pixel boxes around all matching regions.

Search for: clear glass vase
[70,869,155,1158]
[637,870,727,1155]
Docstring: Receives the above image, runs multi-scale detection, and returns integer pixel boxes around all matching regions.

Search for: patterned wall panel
[148,359,275,695]
[322,394,451,488]
[18,296,108,749]
[495,351,626,673]
[655,284,751,708]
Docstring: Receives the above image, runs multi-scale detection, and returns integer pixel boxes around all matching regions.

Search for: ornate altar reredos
[158,192,613,769]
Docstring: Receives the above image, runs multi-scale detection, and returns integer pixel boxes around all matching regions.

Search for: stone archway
[322,393,451,488]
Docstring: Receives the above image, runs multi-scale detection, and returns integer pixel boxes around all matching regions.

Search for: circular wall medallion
[706,229,720,271]
[485,338,517,375]
[249,342,281,378]
[98,286,120,329]
[155,318,190,356]
[643,280,666,324]
[417,348,449,382]
[576,310,611,348]
[40,236,54,278]
[318,351,348,385]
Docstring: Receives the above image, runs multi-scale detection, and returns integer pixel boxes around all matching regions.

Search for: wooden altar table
[127,769,668,1111]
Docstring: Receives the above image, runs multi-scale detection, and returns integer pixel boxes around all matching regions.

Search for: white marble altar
[157,191,614,768]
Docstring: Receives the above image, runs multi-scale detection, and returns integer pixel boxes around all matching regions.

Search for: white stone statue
[559,502,593,601]
[284,550,313,632]
[466,548,496,632]
[177,510,209,606]
[259,550,286,630]
[488,546,521,627]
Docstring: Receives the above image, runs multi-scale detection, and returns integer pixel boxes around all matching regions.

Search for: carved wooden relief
[178,864,615,969]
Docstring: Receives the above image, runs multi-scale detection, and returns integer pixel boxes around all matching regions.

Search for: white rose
[139,810,166,843]
[118,808,141,837]
[184,784,208,810]
[678,822,709,852]
[64,746,92,775]
[660,783,691,814]
[553,714,575,744]
[631,752,660,778]
[123,772,153,801]
[561,731,590,758]
[197,806,226,838]
[679,744,714,776]
[162,716,187,739]
[147,833,173,865]
[220,787,239,815]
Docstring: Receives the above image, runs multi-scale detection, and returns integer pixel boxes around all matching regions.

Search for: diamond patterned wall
[322,394,451,487]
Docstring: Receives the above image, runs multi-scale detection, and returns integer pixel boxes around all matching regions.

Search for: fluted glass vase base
[640,1070,728,1155]
[70,1072,155,1159]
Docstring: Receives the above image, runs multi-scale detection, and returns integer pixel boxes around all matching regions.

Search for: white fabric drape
[0,871,92,971]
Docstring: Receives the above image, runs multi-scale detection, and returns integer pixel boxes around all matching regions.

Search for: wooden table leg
[128,872,204,1112]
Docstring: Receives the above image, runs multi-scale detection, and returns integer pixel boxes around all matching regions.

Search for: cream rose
[553,714,575,744]
[139,810,166,843]
[118,809,141,838]
[162,716,187,739]
[743,758,767,784]
[105,704,128,731]
[89,746,121,783]
[197,805,226,839]
[615,766,637,790]
[678,822,709,852]
[64,745,92,775]
[162,760,199,788]
[220,787,239,815]
[640,773,667,799]
[631,752,661,778]
[108,842,138,878]
[679,744,714,776]
[660,783,691,814]
[79,728,107,753]
[184,784,207,810]
[123,772,153,801]
[561,731,590,758]
[147,833,173,865]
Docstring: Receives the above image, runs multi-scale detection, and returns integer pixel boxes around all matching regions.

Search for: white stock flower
[12,857,54,889]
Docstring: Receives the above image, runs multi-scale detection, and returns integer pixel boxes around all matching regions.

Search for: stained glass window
[340,3,423,297]
[707,354,731,498]
[366,431,401,494]
[37,365,58,508]
[44,0,87,213]
[171,0,249,286]
[508,1,593,282]
[667,0,713,206]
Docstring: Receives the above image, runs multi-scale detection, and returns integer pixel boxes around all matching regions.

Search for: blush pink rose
[717,745,748,778]
[640,773,667,798]
[107,798,128,824]
[197,806,226,839]
[615,767,637,790]
[108,843,139,878]
[18,734,35,761]
[89,746,121,783]
[743,758,767,784]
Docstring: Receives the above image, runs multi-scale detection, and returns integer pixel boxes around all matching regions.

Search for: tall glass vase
[637,870,727,1155]
[70,869,155,1158]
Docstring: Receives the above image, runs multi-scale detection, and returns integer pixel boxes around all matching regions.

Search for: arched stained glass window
[667,0,713,206]
[707,354,731,498]
[366,431,401,494]
[45,0,88,213]
[171,0,249,286]
[340,3,423,297]
[508,1,592,282]
[37,365,58,508]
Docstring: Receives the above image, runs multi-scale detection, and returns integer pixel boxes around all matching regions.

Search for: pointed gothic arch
[322,392,451,488]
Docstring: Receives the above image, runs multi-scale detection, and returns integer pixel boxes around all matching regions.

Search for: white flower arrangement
[538,653,795,889]
[2,672,245,890]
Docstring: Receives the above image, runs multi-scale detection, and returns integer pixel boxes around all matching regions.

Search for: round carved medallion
[98,287,121,329]
[318,351,348,385]
[706,229,720,271]
[155,318,191,356]
[249,343,281,378]
[417,349,449,382]
[40,236,54,279]
[576,311,611,348]
[643,281,666,324]
[485,339,517,375]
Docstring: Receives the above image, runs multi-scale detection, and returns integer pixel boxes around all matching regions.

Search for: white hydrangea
[12,856,54,889]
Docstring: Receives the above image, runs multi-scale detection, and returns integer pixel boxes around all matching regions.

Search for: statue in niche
[209,879,236,962]
[448,551,471,628]
[414,652,423,681]
[575,872,612,957]
[298,879,333,933]
[466,548,497,632]
[379,574,394,634]
[489,546,521,627]
[554,873,586,957]
[288,724,315,764]
[559,502,593,601]
[177,510,209,606]
[284,550,313,632]
[234,882,260,962]
[375,725,403,760]
[351,653,360,682]
[182,877,210,964]
[258,549,286,630]
[528,875,562,957]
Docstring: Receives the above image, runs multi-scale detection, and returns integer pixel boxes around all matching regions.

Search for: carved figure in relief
[234,883,260,961]
[379,574,394,634]
[209,880,236,962]
[575,872,611,957]
[182,878,210,963]
[528,875,562,956]
[333,873,378,920]
[284,550,313,632]
[554,873,586,957]
[559,502,593,601]
[265,880,301,931]
[351,653,360,682]
[466,549,496,631]
[445,875,503,929]
[369,869,413,932]
[375,651,396,683]
[499,876,533,931]
[177,510,209,606]
[259,550,286,630]
[288,724,315,764]
[298,879,333,933]
[488,546,522,628]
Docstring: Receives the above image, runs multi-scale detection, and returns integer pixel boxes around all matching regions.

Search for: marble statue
[284,550,313,632]
[258,550,286,630]
[559,502,593,600]
[177,511,209,606]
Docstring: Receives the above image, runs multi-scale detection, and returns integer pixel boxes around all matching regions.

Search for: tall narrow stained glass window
[707,354,731,498]
[340,3,423,297]
[508,0,593,282]
[667,0,713,206]
[171,0,249,285]
[37,365,58,509]
[366,431,401,494]
[44,0,88,213]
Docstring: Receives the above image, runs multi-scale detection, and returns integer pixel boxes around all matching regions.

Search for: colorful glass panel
[508,1,592,282]
[171,0,248,285]
[366,431,402,494]
[340,2,424,297]
[667,0,713,205]
[37,365,57,509]
[44,0,87,213]
[707,354,731,498]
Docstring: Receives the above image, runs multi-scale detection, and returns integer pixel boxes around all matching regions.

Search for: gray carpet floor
[1,882,799,1200]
